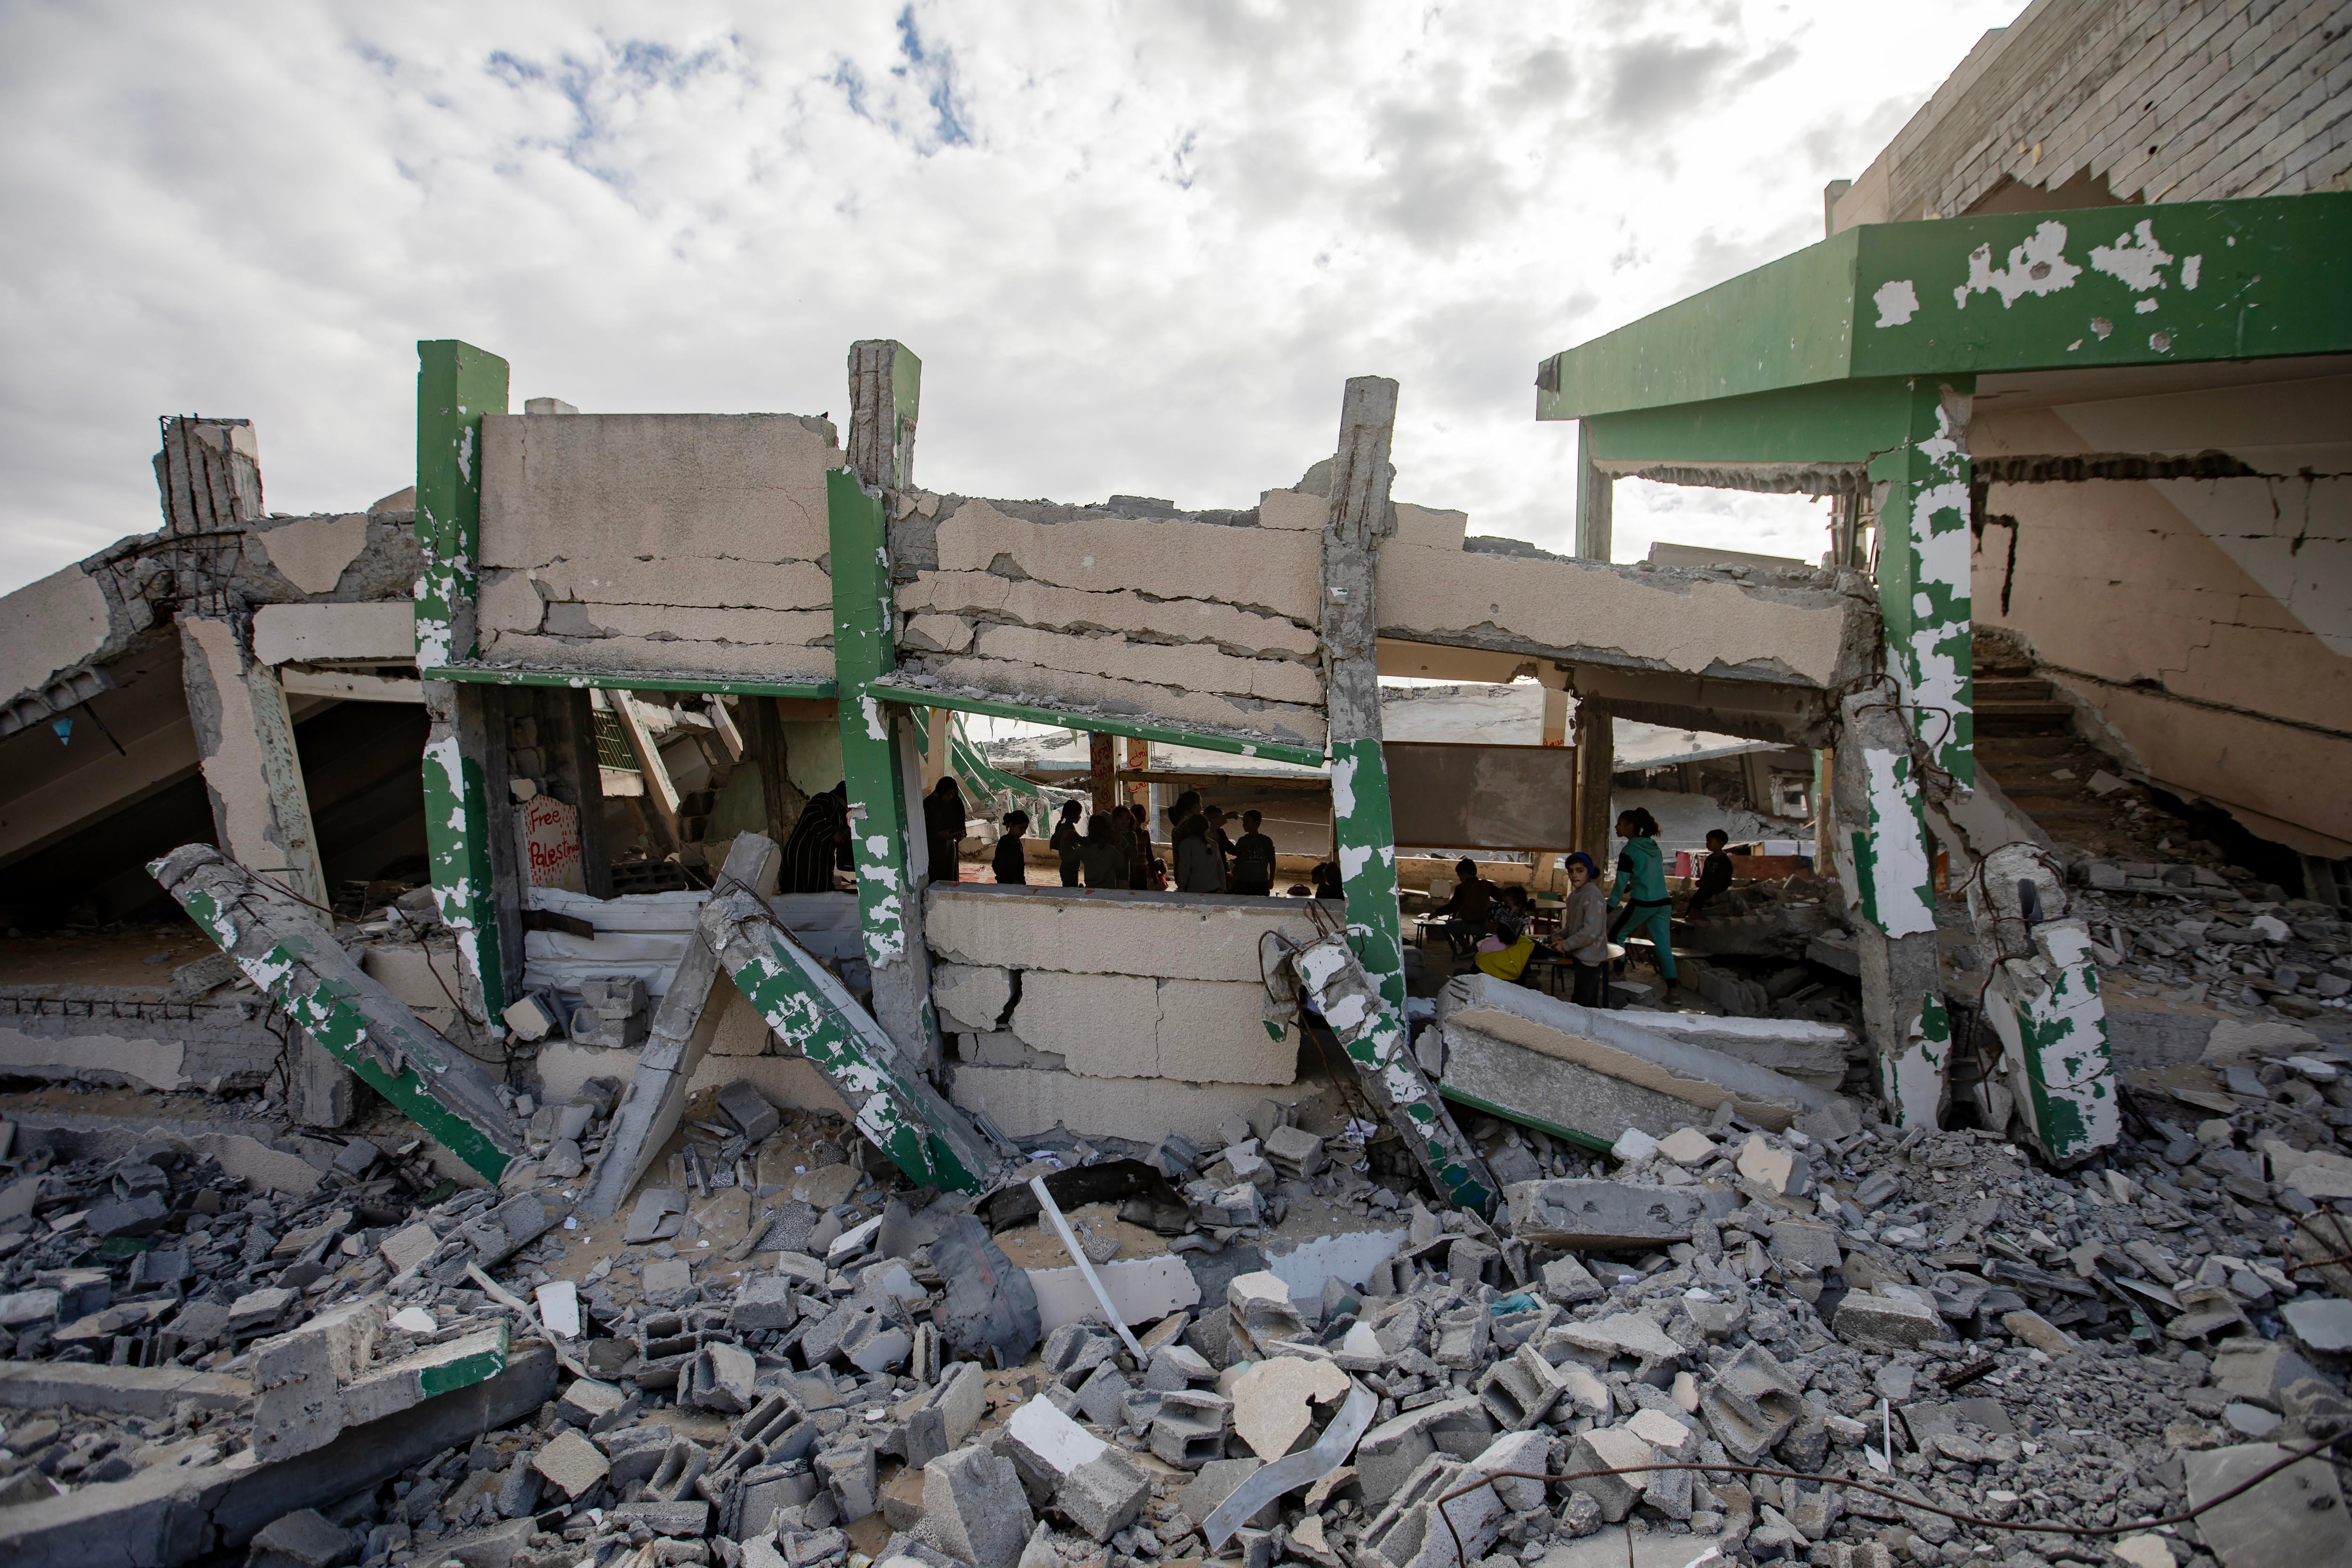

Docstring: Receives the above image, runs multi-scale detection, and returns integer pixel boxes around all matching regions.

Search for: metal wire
[1434,1431,2347,1563]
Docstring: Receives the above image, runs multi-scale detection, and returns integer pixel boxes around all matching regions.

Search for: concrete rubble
[0,1025,2337,1568]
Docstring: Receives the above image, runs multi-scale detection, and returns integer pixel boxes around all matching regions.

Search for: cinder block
[931,963,1015,1034]
[948,1064,1332,1146]
[1010,972,1159,1078]
[1155,981,1298,1087]
[925,884,1326,984]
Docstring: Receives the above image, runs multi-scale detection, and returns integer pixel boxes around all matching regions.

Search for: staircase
[1971,637,2113,835]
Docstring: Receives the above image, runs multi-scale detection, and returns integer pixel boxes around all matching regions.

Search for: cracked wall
[476,413,842,680]
[891,491,1329,748]
[1971,374,2352,852]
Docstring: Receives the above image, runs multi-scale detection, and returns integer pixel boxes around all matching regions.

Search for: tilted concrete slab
[1436,1021,1741,1154]
[1433,974,1843,1132]
[1611,1011,1854,1086]
[0,1361,252,1417]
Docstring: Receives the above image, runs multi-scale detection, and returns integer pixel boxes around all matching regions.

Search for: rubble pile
[2072,857,2351,1023]
[1,1062,2348,1568]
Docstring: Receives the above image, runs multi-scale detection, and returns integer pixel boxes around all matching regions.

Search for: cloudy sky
[0,0,2024,595]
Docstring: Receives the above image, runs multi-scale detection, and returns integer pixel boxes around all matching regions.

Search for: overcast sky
[0,0,2024,595]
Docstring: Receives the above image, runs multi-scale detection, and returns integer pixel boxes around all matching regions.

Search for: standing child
[1608,808,1678,992]
[1049,801,1084,888]
[1231,810,1277,896]
[992,811,1031,884]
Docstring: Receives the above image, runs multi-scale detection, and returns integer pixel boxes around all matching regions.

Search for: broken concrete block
[1502,1180,1735,1250]
[0,1288,60,1328]
[1226,1270,1304,1352]
[1058,1446,1150,1543]
[642,1258,694,1305]
[626,1188,688,1245]
[1476,1343,1566,1431]
[1698,1344,1804,1463]
[2184,1441,2351,1568]
[1353,1396,1486,1500]
[817,1440,881,1522]
[380,1222,438,1277]
[1041,1322,1117,1388]
[840,1309,913,1374]
[533,1428,611,1500]
[1655,1128,1716,1165]
[1565,1428,1652,1523]
[459,1193,561,1266]
[904,1361,988,1469]
[246,1507,358,1568]
[717,1080,782,1143]
[556,1377,625,1428]
[1358,1452,1506,1568]
[1148,1388,1232,1469]
[1261,1123,1326,1179]
[501,991,564,1044]
[1230,1354,1350,1459]
[1181,1456,1278,1533]
[914,1446,1035,1568]
[1767,1218,1842,1274]
[1074,1361,1133,1428]
[688,1342,759,1412]
[228,1287,297,1335]
[1144,1343,1215,1393]
[1537,1255,1602,1305]
[1734,1134,1810,1196]
[1625,1407,1698,1460]
[1832,1290,1943,1353]
[732,1274,800,1333]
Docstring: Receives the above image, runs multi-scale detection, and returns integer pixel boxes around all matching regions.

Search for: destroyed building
[0,1,2348,1566]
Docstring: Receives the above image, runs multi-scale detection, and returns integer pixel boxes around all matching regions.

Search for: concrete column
[1876,381,1975,788]
[833,340,939,1069]
[1573,693,1614,860]
[177,613,328,914]
[1088,731,1116,814]
[1574,423,1613,562]
[414,340,514,1029]
[1836,693,1945,1132]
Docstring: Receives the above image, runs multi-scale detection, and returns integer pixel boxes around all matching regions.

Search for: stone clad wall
[923,882,1337,1142]
[476,413,842,679]
[891,490,1330,749]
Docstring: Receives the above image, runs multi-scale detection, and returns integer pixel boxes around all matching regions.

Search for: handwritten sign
[517,796,585,892]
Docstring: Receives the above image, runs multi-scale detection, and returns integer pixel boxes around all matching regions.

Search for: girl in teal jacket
[1608,808,1677,986]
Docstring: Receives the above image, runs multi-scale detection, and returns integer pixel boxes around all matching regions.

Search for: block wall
[891,490,1329,749]
[923,883,1335,1137]
[476,414,841,679]
[1835,0,2352,229]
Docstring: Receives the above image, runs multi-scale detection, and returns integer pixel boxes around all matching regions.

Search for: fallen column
[700,835,999,1193]
[1967,842,2117,1164]
[148,843,524,1182]
[581,833,781,1217]
[1291,932,1498,1213]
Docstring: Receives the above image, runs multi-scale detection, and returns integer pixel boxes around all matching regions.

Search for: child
[1608,808,1677,991]
[1231,810,1277,896]
[1049,801,1083,887]
[992,811,1031,884]
[1686,828,1735,919]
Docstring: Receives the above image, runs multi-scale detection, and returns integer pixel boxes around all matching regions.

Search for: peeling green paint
[830,468,915,971]
[1874,382,1974,786]
[154,847,519,1181]
[1853,743,1936,939]
[702,886,990,1192]
[1329,738,1406,1012]
[415,1321,509,1398]
[867,681,1327,769]
[415,341,512,1024]
[1883,987,1949,1132]
[1987,918,2118,1164]
[1291,932,1498,1214]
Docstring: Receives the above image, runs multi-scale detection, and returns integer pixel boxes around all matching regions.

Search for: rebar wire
[1432,1432,2346,1564]
[231,870,498,1061]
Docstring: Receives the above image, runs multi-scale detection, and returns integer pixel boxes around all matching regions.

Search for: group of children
[1430,807,1731,1008]
[983,790,1289,896]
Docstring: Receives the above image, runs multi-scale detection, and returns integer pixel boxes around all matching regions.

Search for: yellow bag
[1475,933,1536,982]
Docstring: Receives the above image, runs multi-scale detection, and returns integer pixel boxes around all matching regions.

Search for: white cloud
[0,0,2021,592]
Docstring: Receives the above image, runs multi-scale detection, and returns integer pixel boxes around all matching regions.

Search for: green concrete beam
[702,871,996,1192]
[866,680,1328,769]
[1541,194,2352,424]
[1875,380,1975,788]
[150,844,523,1182]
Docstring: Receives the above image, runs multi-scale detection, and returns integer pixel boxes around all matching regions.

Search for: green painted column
[1317,376,1498,1213]
[1874,378,1974,788]
[833,341,940,1066]
[414,340,513,1025]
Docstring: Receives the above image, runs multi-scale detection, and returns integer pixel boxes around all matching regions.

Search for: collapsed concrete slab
[148,844,524,1182]
[1432,974,1845,1138]
[1612,1011,1854,1089]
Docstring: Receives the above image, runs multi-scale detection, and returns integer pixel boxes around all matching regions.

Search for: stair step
[1976,735,2076,756]
[2024,805,2108,823]
[1975,677,2054,701]
[1976,711,2076,738]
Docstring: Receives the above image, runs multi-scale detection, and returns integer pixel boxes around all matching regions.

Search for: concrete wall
[1833,0,2352,229]
[893,492,1328,748]
[923,883,1331,1137]
[0,993,281,1093]
[1375,509,1861,689]
[477,413,842,679]
[1972,370,2352,854]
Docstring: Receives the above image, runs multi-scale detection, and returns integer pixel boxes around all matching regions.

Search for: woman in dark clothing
[1049,801,1084,888]
[992,811,1031,884]
[923,777,969,886]
[780,790,849,895]
[1079,815,1129,889]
